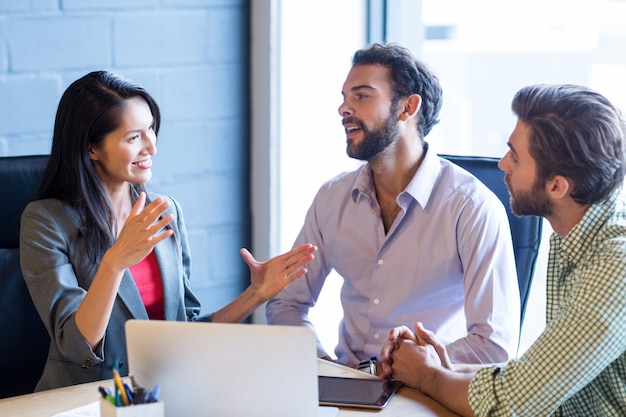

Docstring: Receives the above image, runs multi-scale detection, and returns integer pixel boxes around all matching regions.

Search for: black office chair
[0,154,50,398]
[440,154,543,331]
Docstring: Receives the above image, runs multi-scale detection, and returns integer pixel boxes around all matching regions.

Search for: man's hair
[352,42,443,139]
[512,84,626,204]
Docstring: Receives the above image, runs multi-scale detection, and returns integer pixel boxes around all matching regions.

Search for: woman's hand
[211,244,316,324]
[240,244,317,302]
[105,192,173,271]
[77,193,173,346]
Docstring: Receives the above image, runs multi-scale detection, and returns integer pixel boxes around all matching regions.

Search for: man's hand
[414,322,453,370]
[380,325,418,379]
[380,322,454,384]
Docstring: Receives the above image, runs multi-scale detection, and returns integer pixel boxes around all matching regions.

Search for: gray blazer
[20,194,202,391]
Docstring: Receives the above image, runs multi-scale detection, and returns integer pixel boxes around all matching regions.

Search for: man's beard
[506,175,553,217]
[346,109,400,161]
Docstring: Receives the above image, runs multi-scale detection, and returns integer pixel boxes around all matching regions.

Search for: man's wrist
[356,357,379,375]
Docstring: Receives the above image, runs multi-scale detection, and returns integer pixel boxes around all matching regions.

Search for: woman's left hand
[240,244,317,302]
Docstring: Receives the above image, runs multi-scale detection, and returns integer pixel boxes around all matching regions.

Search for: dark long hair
[37,71,161,261]
[512,84,626,205]
[352,42,443,140]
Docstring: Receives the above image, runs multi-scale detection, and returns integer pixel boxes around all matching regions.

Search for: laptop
[125,319,337,417]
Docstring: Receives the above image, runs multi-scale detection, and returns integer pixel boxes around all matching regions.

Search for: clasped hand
[379,322,452,390]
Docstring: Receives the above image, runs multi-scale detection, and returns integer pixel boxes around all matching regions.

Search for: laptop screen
[125,320,320,417]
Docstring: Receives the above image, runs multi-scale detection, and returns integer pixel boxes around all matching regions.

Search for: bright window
[277,0,626,358]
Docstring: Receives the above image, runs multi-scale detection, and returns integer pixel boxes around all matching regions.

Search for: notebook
[125,319,336,417]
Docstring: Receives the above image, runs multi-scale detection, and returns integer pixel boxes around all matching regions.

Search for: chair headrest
[0,155,49,248]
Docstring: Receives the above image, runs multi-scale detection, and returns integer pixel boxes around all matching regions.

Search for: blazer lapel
[117,269,149,320]
[154,236,182,321]
[77,222,148,320]
[104,207,182,321]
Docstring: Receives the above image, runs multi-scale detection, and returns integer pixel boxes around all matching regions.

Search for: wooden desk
[317,360,458,417]
[0,359,458,417]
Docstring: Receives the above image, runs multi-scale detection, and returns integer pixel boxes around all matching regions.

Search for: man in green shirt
[379,83,626,416]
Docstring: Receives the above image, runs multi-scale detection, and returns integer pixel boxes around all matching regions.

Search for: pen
[132,387,145,405]
[123,382,134,404]
[98,386,116,405]
[112,366,130,406]
[145,384,161,403]
[129,374,139,391]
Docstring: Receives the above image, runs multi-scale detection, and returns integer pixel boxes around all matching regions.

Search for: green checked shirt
[468,194,626,416]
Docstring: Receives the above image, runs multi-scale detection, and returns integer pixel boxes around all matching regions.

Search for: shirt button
[373,298,380,305]
[377,259,383,265]
[374,333,380,339]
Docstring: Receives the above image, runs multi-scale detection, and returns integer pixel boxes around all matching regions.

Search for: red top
[129,251,165,320]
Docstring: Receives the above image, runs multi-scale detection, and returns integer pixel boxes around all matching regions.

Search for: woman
[20,71,316,391]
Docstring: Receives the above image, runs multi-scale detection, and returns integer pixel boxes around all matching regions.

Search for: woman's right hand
[105,192,174,271]
[76,192,174,347]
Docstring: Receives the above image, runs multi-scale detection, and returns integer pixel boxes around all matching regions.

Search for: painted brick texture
[0,0,251,315]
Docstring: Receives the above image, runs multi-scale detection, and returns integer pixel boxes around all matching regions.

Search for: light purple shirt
[267,146,520,365]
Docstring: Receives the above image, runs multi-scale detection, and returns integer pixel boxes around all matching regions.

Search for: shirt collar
[405,143,441,208]
[350,142,441,208]
[351,164,375,204]
[558,193,620,265]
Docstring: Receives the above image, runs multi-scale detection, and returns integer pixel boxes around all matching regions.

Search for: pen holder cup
[100,398,164,417]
